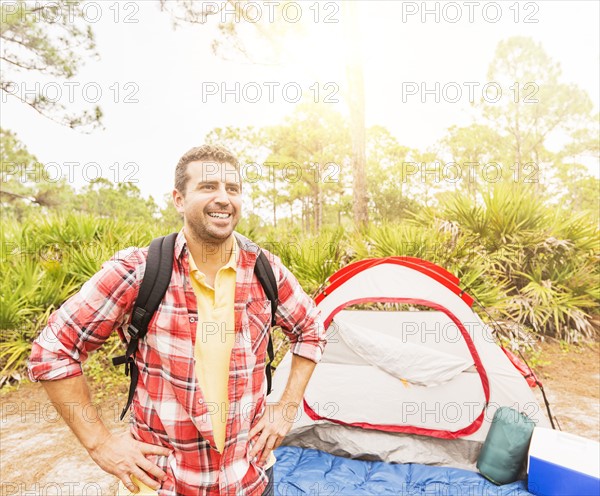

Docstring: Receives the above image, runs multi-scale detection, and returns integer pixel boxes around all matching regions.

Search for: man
[27,145,327,495]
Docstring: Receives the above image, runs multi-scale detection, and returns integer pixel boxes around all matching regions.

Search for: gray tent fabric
[336,315,474,387]
[282,424,483,470]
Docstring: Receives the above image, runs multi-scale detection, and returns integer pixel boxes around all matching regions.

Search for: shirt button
[190,317,196,323]
[198,398,204,404]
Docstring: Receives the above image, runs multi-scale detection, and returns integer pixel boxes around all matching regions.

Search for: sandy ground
[1,341,598,496]
[0,387,124,496]
[532,341,600,441]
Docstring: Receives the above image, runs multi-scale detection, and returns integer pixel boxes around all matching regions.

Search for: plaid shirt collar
[175,229,260,268]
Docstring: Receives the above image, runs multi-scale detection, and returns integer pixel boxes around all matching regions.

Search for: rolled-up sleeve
[271,255,327,364]
[27,247,144,382]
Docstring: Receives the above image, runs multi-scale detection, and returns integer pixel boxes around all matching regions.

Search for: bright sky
[2,0,599,206]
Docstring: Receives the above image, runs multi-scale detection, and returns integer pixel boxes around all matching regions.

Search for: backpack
[112,233,278,421]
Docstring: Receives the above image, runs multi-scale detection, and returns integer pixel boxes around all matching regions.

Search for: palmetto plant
[0,194,597,385]
[266,227,347,296]
[0,212,164,384]
[416,184,599,341]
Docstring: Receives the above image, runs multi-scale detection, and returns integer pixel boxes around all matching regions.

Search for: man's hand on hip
[248,401,299,466]
[87,430,172,493]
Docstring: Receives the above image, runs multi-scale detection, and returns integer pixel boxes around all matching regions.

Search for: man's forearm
[249,353,318,462]
[40,375,111,451]
[279,353,317,406]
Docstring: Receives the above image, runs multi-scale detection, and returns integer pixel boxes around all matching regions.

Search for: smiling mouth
[207,212,232,219]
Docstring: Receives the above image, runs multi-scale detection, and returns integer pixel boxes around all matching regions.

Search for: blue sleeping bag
[273,446,532,495]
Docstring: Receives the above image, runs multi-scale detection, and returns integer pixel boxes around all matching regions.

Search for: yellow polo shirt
[189,243,275,469]
[189,242,238,454]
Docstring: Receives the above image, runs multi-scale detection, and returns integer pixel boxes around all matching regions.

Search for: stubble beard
[186,209,239,249]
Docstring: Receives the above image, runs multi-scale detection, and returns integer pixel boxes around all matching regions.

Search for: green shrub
[1,197,598,388]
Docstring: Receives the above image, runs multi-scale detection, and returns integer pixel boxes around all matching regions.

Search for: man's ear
[172,189,185,214]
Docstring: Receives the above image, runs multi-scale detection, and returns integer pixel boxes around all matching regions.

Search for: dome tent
[269,256,549,471]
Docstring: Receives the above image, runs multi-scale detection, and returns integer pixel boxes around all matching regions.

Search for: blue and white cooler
[528,427,600,496]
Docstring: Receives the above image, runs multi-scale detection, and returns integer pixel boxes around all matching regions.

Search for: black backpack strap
[112,232,177,420]
[253,250,278,395]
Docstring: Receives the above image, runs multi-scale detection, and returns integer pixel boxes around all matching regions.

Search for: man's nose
[214,184,230,204]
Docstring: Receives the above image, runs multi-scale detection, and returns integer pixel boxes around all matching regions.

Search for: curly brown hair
[174,144,240,195]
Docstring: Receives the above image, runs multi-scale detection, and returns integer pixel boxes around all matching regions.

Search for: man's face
[173,160,242,244]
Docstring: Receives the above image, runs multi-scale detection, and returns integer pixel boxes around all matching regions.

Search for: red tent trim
[315,258,473,307]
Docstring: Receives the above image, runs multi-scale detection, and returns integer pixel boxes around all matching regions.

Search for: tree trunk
[314,190,322,232]
[514,102,522,182]
[314,164,322,232]
[302,198,309,234]
[272,188,277,228]
[343,1,368,228]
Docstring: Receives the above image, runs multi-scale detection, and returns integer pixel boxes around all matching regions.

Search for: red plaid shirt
[28,231,326,496]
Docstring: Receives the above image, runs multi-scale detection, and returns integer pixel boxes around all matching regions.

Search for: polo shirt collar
[182,232,239,274]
